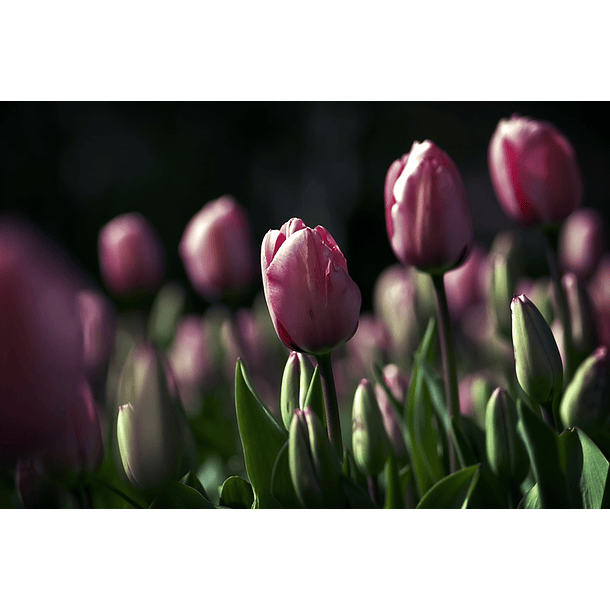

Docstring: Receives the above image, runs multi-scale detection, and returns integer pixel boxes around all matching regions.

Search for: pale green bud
[280,351,313,429]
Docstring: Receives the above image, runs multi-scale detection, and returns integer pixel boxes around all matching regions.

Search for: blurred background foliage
[2,101,609,313]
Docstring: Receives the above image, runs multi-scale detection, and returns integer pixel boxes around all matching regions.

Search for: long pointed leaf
[416,464,480,509]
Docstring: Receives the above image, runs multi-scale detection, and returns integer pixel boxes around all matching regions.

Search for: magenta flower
[385,140,473,274]
[98,212,165,297]
[559,208,605,281]
[488,114,583,226]
[78,289,116,375]
[261,218,361,355]
[179,195,257,301]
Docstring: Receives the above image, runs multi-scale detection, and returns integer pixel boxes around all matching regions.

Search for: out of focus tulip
[98,212,165,297]
[345,314,390,379]
[77,289,116,376]
[458,372,495,425]
[261,218,361,355]
[15,457,63,509]
[488,114,583,226]
[444,243,490,320]
[352,379,390,477]
[511,294,563,406]
[560,347,610,429]
[384,140,473,274]
[116,344,191,490]
[559,208,605,281]
[589,254,610,348]
[288,407,344,508]
[0,218,84,466]
[179,195,257,302]
[280,352,314,429]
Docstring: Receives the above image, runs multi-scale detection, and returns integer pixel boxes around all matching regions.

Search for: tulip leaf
[406,318,445,497]
[558,428,609,509]
[342,475,377,509]
[235,359,287,508]
[384,451,404,509]
[517,400,568,508]
[518,484,541,509]
[180,471,211,501]
[304,366,327,430]
[270,441,303,509]
[219,476,255,509]
[416,464,481,509]
[449,417,478,469]
[149,482,217,509]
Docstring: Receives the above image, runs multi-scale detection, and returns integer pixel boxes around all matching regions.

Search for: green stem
[315,352,343,457]
[88,474,143,509]
[431,273,459,473]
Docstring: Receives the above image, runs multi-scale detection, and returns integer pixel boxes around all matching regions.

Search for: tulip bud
[116,344,188,490]
[560,347,610,429]
[559,208,605,281]
[288,407,343,508]
[374,382,408,465]
[77,289,116,376]
[562,273,598,367]
[488,231,523,339]
[516,277,555,327]
[485,388,529,484]
[261,218,361,354]
[444,244,490,320]
[352,379,391,476]
[179,195,257,302]
[511,294,563,406]
[280,352,314,429]
[488,114,583,226]
[385,140,473,274]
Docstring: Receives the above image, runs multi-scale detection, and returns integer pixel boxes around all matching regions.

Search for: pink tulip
[385,140,473,274]
[179,195,257,301]
[559,208,605,281]
[78,289,116,375]
[261,218,361,354]
[444,243,490,320]
[0,218,84,466]
[488,114,583,226]
[98,212,165,297]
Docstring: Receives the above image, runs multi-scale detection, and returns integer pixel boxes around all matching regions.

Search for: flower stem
[431,273,459,473]
[315,351,343,457]
[88,474,143,509]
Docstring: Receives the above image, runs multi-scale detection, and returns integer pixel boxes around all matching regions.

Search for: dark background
[2,102,609,312]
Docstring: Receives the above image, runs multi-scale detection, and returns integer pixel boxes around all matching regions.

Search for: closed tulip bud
[488,114,583,226]
[560,347,610,429]
[516,277,555,327]
[179,196,257,302]
[261,218,361,355]
[485,388,529,484]
[98,212,165,297]
[352,379,390,476]
[77,289,116,376]
[559,208,605,281]
[381,364,410,407]
[488,231,523,338]
[281,352,314,429]
[385,140,473,274]
[444,243,490,320]
[288,407,343,508]
[511,294,563,406]
[562,273,598,367]
[116,344,187,490]
[374,383,408,464]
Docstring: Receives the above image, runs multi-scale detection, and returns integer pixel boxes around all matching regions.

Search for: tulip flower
[288,407,344,508]
[77,289,116,376]
[488,114,583,226]
[559,208,605,281]
[179,195,257,302]
[511,294,563,411]
[116,344,191,490]
[98,212,165,297]
[384,140,473,274]
[262,218,361,355]
[560,347,610,430]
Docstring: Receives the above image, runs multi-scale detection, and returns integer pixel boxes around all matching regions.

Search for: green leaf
[270,441,303,509]
[219,476,255,509]
[518,484,541,509]
[450,417,478,469]
[304,366,326,430]
[406,318,445,497]
[558,428,609,509]
[416,464,481,509]
[342,476,376,509]
[517,400,568,508]
[149,482,216,509]
[235,359,287,508]
[180,471,211,501]
[384,451,404,509]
